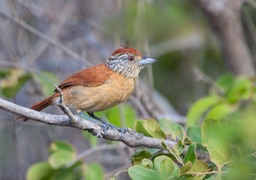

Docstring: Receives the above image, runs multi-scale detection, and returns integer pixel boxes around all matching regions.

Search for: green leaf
[131,149,152,165]
[216,74,235,95]
[227,78,252,103]
[202,119,231,167]
[207,139,231,168]
[187,125,202,143]
[135,119,166,139]
[184,144,196,164]
[205,103,235,121]
[32,71,59,97]
[49,141,76,154]
[187,160,211,180]
[52,170,78,180]
[27,162,54,180]
[179,162,192,175]
[1,69,31,98]
[187,96,219,127]
[159,119,185,142]
[0,69,10,78]
[141,159,154,169]
[49,150,76,169]
[128,165,160,180]
[173,140,185,154]
[85,163,104,180]
[154,155,178,178]
[201,119,223,145]
[189,160,210,173]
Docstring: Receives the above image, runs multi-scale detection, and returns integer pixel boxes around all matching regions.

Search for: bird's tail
[19,96,53,121]
[31,96,53,111]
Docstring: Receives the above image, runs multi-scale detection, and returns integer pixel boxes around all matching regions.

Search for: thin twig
[0,11,87,64]
[66,144,121,168]
[0,59,36,73]
[104,164,131,179]
[54,85,78,122]
[22,1,86,66]
[193,67,223,94]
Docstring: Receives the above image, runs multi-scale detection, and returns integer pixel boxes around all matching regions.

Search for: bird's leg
[78,112,108,132]
[87,112,114,127]
[87,112,127,134]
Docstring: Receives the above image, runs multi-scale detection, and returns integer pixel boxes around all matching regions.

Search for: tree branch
[0,97,177,149]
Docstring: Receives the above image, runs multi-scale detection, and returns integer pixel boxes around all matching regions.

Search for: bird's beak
[138,57,157,66]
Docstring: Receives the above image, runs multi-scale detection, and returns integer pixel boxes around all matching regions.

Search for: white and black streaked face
[106,47,156,78]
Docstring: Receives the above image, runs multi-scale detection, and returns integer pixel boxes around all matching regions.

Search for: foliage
[0,68,59,98]
[27,140,103,180]
[0,69,31,98]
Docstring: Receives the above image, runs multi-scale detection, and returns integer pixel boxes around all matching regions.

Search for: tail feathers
[19,96,53,121]
[31,96,53,111]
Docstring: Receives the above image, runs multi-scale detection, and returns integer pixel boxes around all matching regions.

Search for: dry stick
[0,97,177,149]
[53,85,80,122]
[66,144,121,168]
[193,67,223,95]
[0,11,86,63]
[23,1,85,66]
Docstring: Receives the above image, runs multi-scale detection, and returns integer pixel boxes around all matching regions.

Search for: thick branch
[0,97,176,149]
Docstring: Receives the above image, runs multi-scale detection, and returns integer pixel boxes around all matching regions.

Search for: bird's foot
[116,127,127,134]
[107,124,127,136]
[79,112,99,124]
[93,128,103,138]
[80,112,127,136]
[87,112,127,135]
[79,112,109,136]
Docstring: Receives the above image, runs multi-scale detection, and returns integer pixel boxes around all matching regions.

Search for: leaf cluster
[124,74,256,180]
[27,141,103,180]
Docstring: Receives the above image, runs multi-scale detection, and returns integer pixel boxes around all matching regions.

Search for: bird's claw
[92,124,127,138]
[94,130,103,138]
[91,122,108,137]
[101,124,109,135]
[117,127,127,134]
[86,113,127,136]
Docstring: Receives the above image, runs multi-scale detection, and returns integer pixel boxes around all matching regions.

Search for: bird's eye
[128,56,134,61]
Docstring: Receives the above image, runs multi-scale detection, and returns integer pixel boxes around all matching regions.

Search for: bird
[21,47,156,132]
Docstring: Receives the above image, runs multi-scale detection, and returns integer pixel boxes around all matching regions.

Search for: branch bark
[0,97,177,149]
[193,0,255,76]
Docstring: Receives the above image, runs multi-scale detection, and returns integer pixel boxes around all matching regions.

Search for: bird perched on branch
[21,47,156,132]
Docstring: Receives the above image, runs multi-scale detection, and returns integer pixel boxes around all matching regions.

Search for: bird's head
[106,47,156,78]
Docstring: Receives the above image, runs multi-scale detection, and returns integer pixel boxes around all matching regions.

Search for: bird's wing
[56,64,111,91]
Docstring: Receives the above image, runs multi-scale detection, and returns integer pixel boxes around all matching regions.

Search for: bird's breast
[61,72,136,113]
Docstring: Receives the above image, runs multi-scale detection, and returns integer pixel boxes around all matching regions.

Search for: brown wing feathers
[57,64,111,90]
[20,64,112,121]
